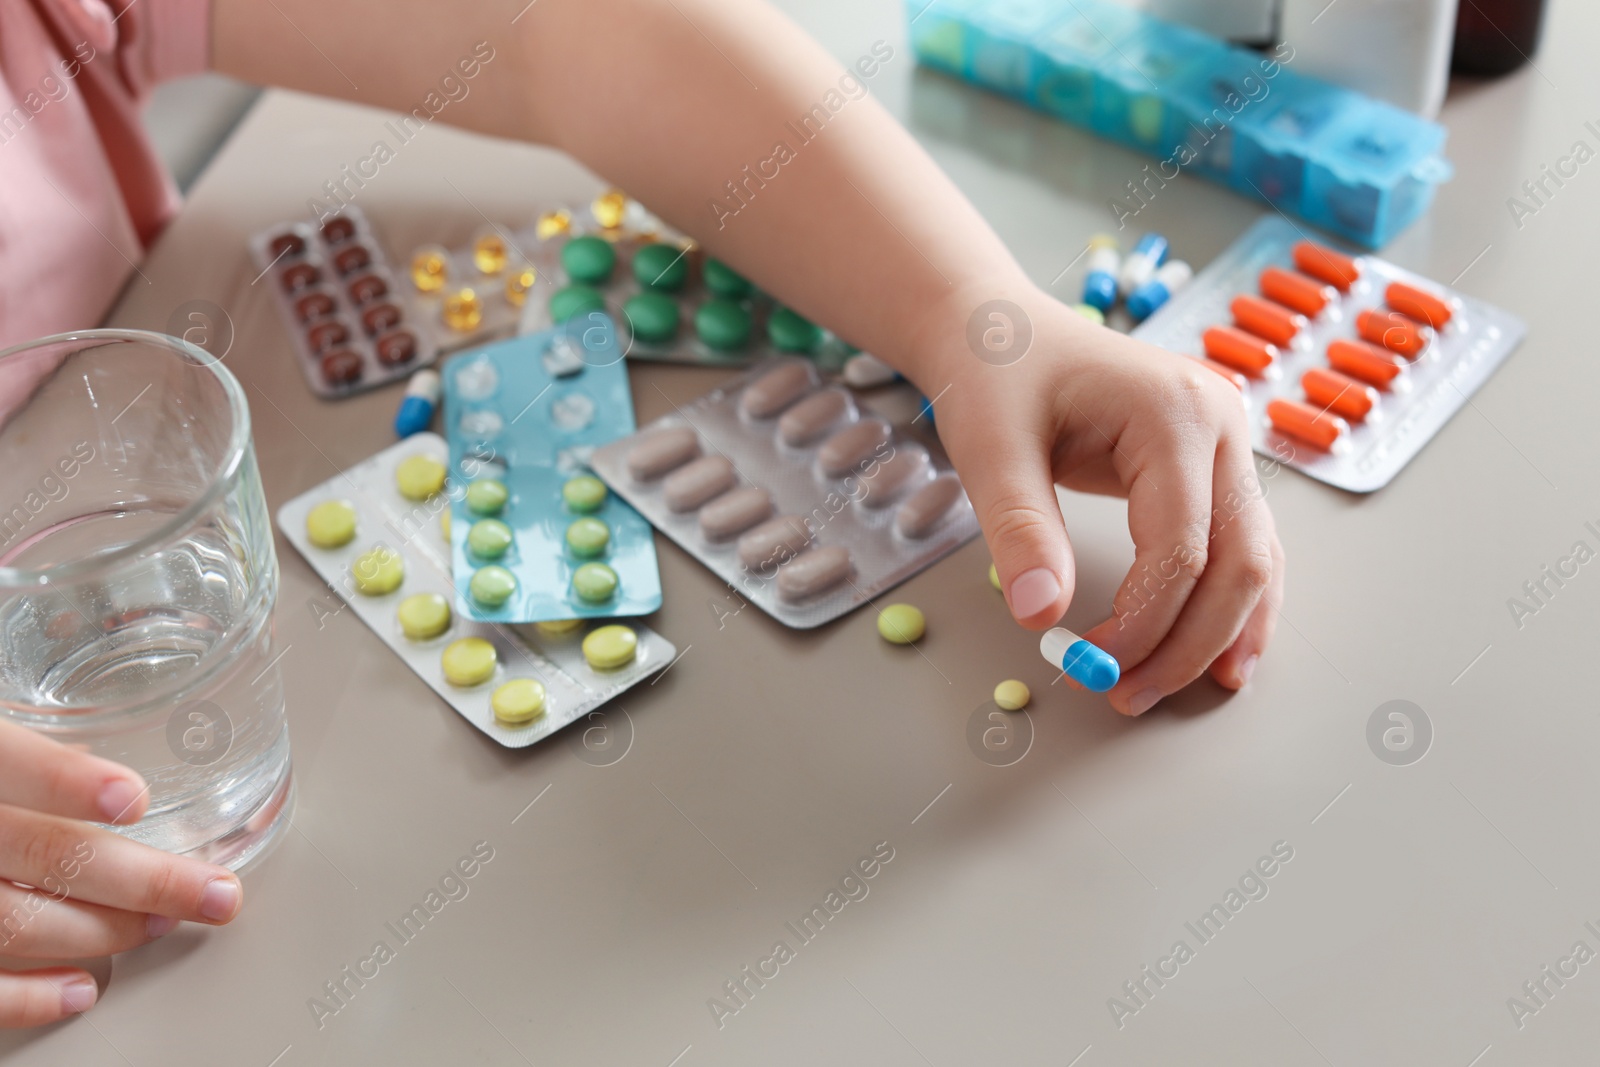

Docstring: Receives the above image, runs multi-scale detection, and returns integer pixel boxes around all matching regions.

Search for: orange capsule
[1196,357,1248,392]
[1385,281,1453,329]
[1356,308,1429,358]
[1260,266,1336,317]
[1202,325,1277,376]
[1292,241,1360,292]
[1231,293,1306,347]
[1328,338,1405,389]
[1267,398,1347,451]
[1302,366,1376,422]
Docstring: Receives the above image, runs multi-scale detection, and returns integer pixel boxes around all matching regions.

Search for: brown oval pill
[362,302,403,336]
[663,454,736,513]
[294,291,336,323]
[281,262,321,293]
[348,274,389,304]
[861,447,930,508]
[321,216,357,244]
[777,545,852,601]
[699,486,772,541]
[895,474,965,538]
[626,426,701,481]
[306,320,349,354]
[319,349,363,386]
[375,329,418,367]
[334,245,372,276]
[778,388,855,447]
[739,361,817,419]
[270,231,306,259]
[818,418,892,478]
[737,515,812,571]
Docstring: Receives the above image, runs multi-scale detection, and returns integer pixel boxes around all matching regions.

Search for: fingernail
[146,914,179,939]
[1008,568,1060,619]
[1238,654,1259,687]
[60,977,97,1015]
[199,879,241,922]
[1129,687,1162,716]
[97,778,144,824]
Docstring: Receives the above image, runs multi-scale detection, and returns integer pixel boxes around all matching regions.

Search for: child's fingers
[0,719,149,826]
[1208,533,1285,690]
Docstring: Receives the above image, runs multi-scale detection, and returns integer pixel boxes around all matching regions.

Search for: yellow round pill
[535,618,585,636]
[440,509,451,540]
[306,499,357,549]
[994,679,1031,711]
[491,678,547,724]
[877,603,925,645]
[441,637,497,687]
[351,547,404,596]
[988,563,1001,591]
[396,454,447,501]
[397,593,451,640]
[582,624,638,670]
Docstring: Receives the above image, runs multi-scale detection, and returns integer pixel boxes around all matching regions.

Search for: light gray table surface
[5,1,1599,1064]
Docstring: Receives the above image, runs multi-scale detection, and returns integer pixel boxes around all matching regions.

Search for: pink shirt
[1,0,209,348]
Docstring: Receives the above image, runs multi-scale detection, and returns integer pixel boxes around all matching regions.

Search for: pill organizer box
[276,433,675,749]
[442,320,663,623]
[248,207,438,398]
[1132,216,1526,493]
[906,0,1453,248]
[589,360,981,629]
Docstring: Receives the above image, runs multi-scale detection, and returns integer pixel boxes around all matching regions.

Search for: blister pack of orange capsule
[1132,217,1526,492]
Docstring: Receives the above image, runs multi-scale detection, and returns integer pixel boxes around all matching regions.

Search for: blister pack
[248,207,437,398]
[589,360,981,629]
[1132,216,1526,492]
[276,433,675,749]
[441,320,663,623]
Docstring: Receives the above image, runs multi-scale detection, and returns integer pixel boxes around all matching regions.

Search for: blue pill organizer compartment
[906,0,1453,248]
[442,318,663,623]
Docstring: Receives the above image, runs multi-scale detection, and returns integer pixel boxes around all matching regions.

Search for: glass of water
[0,329,293,871]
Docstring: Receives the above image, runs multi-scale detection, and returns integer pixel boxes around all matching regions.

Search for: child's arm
[214,0,1283,713]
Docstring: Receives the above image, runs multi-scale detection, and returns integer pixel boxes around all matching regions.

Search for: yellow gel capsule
[491,678,547,724]
[410,245,449,292]
[352,546,404,596]
[441,637,497,687]
[582,624,638,670]
[442,288,483,333]
[395,454,447,501]
[504,262,537,307]
[877,603,925,645]
[994,679,1031,711]
[536,209,572,239]
[306,499,357,548]
[592,188,627,230]
[473,231,509,275]
[535,618,585,636]
[397,593,452,641]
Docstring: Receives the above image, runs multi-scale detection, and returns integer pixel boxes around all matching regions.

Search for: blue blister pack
[441,317,663,623]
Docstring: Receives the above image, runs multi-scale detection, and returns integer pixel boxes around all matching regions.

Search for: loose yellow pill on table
[535,618,585,636]
[988,563,1001,591]
[397,593,451,640]
[877,603,925,644]
[352,547,404,596]
[582,624,638,670]
[491,678,546,724]
[994,679,1031,711]
[395,454,447,501]
[306,499,357,548]
[441,637,497,687]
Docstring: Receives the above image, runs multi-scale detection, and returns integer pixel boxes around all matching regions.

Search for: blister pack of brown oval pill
[589,360,981,629]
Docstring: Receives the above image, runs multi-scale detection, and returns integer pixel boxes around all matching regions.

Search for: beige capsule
[778,387,856,448]
[699,486,773,541]
[626,425,700,481]
[860,445,931,509]
[663,454,737,512]
[895,474,965,538]
[739,361,817,419]
[817,418,892,478]
[737,514,813,571]
[777,545,852,601]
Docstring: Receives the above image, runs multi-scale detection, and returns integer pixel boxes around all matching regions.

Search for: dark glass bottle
[1451,0,1548,77]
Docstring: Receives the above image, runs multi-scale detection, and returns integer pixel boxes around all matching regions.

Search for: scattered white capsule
[1127,260,1193,322]
[842,352,900,388]
[1118,233,1169,297]
[1082,234,1119,312]
[393,369,440,438]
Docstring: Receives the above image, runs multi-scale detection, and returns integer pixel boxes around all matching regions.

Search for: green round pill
[572,561,618,603]
[549,283,606,323]
[562,475,607,513]
[561,235,616,285]
[623,291,680,344]
[632,242,688,291]
[464,478,508,515]
[470,565,517,607]
[695,298,753,351]
[565,517,611,558]
[703,257,752,299]
[467,518,513,559]
[767,306,822,353]
[397,592,452,641]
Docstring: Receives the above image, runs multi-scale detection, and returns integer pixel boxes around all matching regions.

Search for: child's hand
[917,284,1285,715]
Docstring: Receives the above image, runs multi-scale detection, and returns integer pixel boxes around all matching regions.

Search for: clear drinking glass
[0,329,293,871]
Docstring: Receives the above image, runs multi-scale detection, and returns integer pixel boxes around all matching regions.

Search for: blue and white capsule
[1118,233,1169,297]
[1081,235,1120,312]
[1040,627,1120,692]
[1126,260,1193,322]
[393,368,441,438]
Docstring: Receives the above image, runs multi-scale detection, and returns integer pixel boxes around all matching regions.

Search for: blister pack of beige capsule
[276,433,676,749]
[589,359,981,629]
